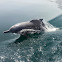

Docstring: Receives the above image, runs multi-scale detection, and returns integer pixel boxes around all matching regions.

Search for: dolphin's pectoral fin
[17,29,41,35]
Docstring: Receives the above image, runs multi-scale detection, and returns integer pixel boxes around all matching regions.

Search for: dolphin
[3,19,46,35]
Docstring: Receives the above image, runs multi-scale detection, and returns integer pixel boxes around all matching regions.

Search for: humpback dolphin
[4,19,46,35]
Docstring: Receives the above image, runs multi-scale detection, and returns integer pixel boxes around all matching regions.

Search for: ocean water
[0,0,62,62]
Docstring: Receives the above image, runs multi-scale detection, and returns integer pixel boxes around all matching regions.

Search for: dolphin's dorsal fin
[30,19,43,23]
[30,19,39,23]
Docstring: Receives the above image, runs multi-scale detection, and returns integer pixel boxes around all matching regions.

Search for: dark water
[0,0,62,62]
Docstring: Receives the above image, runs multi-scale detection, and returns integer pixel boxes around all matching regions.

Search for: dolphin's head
[4,25,23,33]
[3,30,10,33]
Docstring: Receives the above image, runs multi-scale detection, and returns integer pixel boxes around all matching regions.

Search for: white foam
[43,20,59,32]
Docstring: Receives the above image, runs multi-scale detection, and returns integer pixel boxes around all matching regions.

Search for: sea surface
[0,0,62,62]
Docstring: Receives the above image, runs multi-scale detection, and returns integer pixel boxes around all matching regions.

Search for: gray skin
[4,19,46,34]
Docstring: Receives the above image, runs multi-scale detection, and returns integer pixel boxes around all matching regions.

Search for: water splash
[43,20,59,32]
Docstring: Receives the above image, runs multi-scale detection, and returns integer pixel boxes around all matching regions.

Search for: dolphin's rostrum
[4,19,46,35]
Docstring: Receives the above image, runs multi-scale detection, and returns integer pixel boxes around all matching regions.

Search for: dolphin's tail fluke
[3,30,10,33]
[39,19,43,21]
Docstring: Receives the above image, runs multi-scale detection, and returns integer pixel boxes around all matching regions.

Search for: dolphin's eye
[22,32,24,34]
